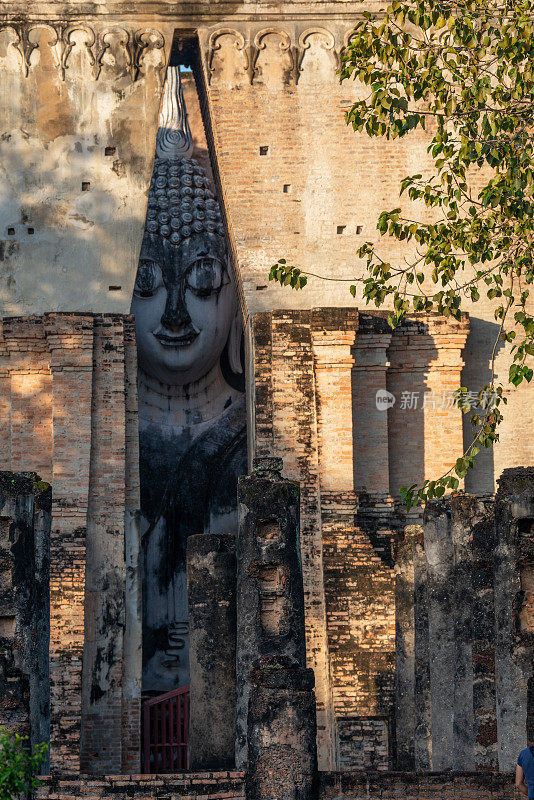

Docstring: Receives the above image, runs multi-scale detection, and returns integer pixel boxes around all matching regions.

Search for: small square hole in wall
[81,181,90,192]
[0,616,15,638]
[108,285,122,292]
[259,146,269,156]
[27,227,34,235]
[337,225,346,234]
[283,184,291,194]
[105,146,116,157]
[356,225,363,234]
[7,228,15,236]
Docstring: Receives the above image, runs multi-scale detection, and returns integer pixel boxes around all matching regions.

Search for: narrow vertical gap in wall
[170,32,247,327]
[133,37,249,773]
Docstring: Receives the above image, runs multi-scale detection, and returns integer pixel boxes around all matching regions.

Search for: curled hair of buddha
[146,157,225,244]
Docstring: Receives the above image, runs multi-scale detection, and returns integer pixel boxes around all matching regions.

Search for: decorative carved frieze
[205,25,351,86]
[0,22,167,82]
[61,25,96,80]
[298,28,339,77]
[207,28,246,84]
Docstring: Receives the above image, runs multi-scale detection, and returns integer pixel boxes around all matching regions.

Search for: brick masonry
[320,771,515,799]
[36,772,246,800]
[250,308,468,770]
[0,313,141,774]
[35,770,518,800]
[395,471,534,773]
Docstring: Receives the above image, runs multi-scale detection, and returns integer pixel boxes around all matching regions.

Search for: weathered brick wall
[0,313,141,774]
[201,22,533,495]
[395,470,534,773]
[320,771,515,800]
[337,719,389,772]
[250,308,467,770]
[323,522,395,765]
[36,772,246,800]
[0,473,50,754]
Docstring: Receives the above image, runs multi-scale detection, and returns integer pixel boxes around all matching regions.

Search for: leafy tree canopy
[0,728,47,800]
[270,0,534,509]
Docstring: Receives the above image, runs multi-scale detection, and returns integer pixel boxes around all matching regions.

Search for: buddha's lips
[153,330,198,347]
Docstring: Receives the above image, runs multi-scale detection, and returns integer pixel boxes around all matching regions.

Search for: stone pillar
[494,468,534,770]
[247,660,318,800]
[394,525,418,770]
[187,533,237,771]
[451,494,497,770]
[236,456,308,770]
[413,523,431,770]
[425,501,455,771]
[251,311,336,771]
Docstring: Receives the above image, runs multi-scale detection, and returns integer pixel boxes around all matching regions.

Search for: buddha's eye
[134,260,163,298]
[186,257,224,298]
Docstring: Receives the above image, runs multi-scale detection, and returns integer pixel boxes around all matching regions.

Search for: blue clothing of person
[518,747,534,799]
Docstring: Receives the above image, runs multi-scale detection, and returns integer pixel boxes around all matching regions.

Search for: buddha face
[131,156,236,387]
[132,229,235,386]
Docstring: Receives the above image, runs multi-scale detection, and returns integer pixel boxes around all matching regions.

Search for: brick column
[188,533,237,771]
[80,315,127,774]
[0,323,10,467]
[424,501,455,771]
[352,314,392,495]
[238,458,318,800]
[413,524,431,770]
[236,457,306,768]
[387,315,469,497]
[121,315,142,774]
[2,317,53,482]
[44,313,94,773]
[311,308,358,496]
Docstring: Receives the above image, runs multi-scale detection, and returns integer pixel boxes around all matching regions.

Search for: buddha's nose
[160,286,192,332]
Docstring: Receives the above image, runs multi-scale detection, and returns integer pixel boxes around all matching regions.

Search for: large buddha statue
[131,66,246,694]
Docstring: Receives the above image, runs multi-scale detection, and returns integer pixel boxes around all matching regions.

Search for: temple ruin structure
[0,1,533,798]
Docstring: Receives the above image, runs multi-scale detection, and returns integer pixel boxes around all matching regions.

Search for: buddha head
[131,67,241,388]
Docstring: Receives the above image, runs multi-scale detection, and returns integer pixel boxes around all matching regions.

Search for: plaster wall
[0,18,173,315]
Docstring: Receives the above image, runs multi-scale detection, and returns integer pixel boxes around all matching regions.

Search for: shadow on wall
[0,132,150,315]
[462,317,504,494]
[0,23,170,317]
